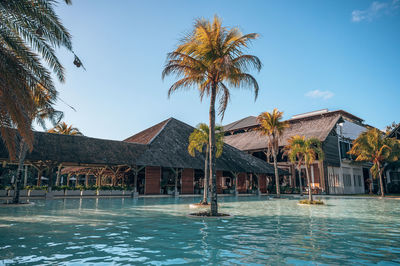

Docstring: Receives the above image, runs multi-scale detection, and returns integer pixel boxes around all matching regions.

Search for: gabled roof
[224,111,344,151]
[132,118,277,174]
[0,118,277,174]
[0,131,148,166]
[223,109,363,133]
[223,116,258,132]
[124,119,170,144]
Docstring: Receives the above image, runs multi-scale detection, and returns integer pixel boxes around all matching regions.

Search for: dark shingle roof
[223,116,258,132]
[0,118,277,174]
[224,111,345,151]
[0,131,148,166]
[124,119,169,144]
[132,118,276,174]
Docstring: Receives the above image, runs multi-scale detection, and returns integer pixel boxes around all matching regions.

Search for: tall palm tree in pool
[285,135,324,201]
[348,128,400,197]
[163,16,261,216]
[48,122,83,136]
[0,0,81,159]
[257,109,288,197]
[188,123,224,204]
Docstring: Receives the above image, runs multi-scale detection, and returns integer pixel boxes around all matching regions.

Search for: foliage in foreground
[348,128,400,197]
[163,15,261,216]
[299,199,324,205]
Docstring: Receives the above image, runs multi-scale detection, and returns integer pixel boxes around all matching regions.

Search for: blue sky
[51,0,400,140]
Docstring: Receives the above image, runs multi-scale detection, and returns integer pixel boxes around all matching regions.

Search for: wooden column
[67,173,71,187]
[258,174,267,193]
[237,173,246,193]
[216,171,223,194]
[145,166,161,194]
[181,168,194,194]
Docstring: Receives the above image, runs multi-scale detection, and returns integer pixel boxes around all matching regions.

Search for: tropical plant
[163,16,261,215]
[348,128,400,197]
[385,121,400,135]
[285,135,324,202]
[0,0,80,159]
[13,84,64,203]
[284,136,304,196]
[257,109,288,197]
[48,122,83,136]
[188,123,224,204]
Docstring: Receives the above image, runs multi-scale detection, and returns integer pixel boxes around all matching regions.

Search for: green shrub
[299,199,324,205]
[25,185,48,191]
[51,186,64,191]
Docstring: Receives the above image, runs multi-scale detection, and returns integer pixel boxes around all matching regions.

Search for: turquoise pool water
[0,196,399,265]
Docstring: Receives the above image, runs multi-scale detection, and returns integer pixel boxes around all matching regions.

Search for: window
[343,174,352,187]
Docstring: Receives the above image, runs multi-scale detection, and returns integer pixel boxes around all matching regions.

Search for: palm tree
[0,0,80,159]
[285,136,304,196]
[348,128,400,197]
[48,122,83,136]
[285,135,324,202]
[12,84,64,203]
[188,123,224,204]
[163,16,261,215]
[257,109,288,197]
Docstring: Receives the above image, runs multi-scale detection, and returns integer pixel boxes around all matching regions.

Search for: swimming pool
[0,196,399,265]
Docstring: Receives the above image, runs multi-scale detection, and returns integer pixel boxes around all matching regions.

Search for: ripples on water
[0,196,399,265]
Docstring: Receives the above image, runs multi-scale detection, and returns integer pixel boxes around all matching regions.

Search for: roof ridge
[147,118,172,144]
[224,115,257,130]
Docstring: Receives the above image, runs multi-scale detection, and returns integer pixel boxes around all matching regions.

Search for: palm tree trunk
[13,140,28,204]
[297,166,303,196]
[133,170,138,193]
[55,164,62,186]
[209,85,218,216]
[273,153,280,198]
[379,168,385,197]
[202,144,209,204]
[305,165,313,201]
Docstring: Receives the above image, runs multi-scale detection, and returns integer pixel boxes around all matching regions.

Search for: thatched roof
[0,131,148,166]
[224,110,355,151]
[125,118,277,174]
[0,118,277,174]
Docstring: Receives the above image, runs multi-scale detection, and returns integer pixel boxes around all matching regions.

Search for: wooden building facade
[0,118,278,195]
[223,109,372,195]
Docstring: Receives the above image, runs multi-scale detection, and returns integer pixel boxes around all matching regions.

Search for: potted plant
[111,186,124,196]
[51,186,65,197]
[81,186,97,196]
[28,186,47,197]
[0,185,7,197]
[64,185,81,196]
[97,185,111,196]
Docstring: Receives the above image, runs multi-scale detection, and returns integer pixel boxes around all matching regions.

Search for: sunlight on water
[0,196,399,265]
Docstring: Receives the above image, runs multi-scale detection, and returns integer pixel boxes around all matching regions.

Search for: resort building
[0,118,279,195]
[223,109,372,195]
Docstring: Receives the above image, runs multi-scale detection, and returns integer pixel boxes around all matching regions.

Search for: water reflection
[0,196,399,265]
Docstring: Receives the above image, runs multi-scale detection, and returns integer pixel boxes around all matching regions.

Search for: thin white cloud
[352,0,399,22]
[305,90,334,100]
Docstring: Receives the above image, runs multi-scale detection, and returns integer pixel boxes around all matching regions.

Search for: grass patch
[299,199,324,205]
